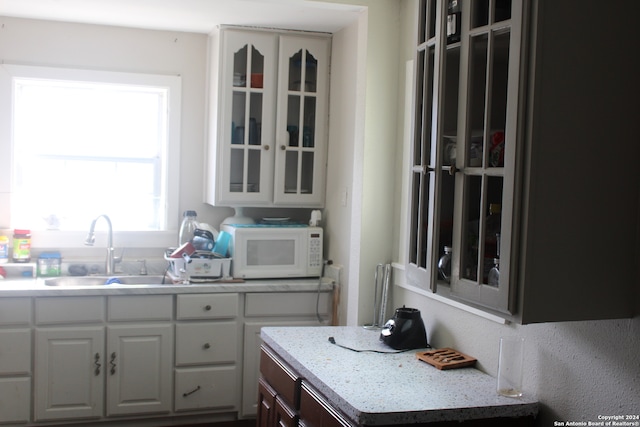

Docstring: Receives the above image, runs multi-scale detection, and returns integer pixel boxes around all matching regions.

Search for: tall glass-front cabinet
[206,27,330,207]
[406,0,639,323]
[407,0,523,314]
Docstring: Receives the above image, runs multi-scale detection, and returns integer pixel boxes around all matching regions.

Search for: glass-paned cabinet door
[274,35,330,206]
[450,0,523,314]
[407,0,458,292]
[219,30,277,205]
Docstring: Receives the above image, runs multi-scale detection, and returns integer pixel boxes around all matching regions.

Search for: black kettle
[380,306,428,350]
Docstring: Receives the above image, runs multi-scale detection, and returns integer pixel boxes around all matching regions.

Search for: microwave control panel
[309,230,323,272]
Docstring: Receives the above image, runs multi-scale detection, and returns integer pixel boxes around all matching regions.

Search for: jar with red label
[12,229,31,263]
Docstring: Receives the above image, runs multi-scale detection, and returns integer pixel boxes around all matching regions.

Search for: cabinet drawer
[174,366,237,412]
[175,321,238,366]
[36,297,105,324]
[260,345,300,409]
[0,298,31,325]
[246,292,330,317]
[108,295,172,321]
[300,382,353,427]
[0,377,31,424]
[0,329,31,375]
[176,293,238,319]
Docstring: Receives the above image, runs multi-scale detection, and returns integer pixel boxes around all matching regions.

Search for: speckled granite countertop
[261,326,538,425]
[0,277,333,297]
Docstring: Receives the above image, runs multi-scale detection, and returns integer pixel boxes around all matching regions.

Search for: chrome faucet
[84,214,120,275]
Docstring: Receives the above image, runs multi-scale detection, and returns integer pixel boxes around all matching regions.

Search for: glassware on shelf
[488,258,500,287]
[438,246,453,283]
[447,0,461,44]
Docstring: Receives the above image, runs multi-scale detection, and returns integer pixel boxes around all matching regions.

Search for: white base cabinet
[4,285,332,426]
[241,291,331,418]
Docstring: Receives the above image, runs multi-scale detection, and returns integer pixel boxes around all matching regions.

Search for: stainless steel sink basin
[44,275,169,286]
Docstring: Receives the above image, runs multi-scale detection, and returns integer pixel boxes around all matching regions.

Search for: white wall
[389,1,640,424]
[322,0,402,327]
[0,15,235,234]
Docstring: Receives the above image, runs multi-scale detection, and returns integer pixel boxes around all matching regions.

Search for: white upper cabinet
[206,27,330,208]
[406,0,639,324]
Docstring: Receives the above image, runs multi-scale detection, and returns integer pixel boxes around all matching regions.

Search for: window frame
[0,63,181,248]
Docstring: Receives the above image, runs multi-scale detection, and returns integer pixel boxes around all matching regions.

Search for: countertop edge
[0,277,334,296]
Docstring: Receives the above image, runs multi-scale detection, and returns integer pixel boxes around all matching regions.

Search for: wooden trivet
[416,347,477,370]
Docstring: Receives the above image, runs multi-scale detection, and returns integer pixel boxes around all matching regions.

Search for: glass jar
[12,229,31,263]
[488,258,500,287]
[38,252,62,277]
[438,246,453,283]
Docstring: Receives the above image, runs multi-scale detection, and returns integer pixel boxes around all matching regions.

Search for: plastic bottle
[0,235,9,263]
[488,258,500,287]
[178,211,198,246]
[12,229,31,263]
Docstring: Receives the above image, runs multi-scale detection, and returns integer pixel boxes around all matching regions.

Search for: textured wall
[393,285,640,425]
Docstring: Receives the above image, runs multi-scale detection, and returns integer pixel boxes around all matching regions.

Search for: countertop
[0,276,333,297]
[260,326,538,425]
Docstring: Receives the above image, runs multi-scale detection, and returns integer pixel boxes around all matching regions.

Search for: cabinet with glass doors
[206,27,330,208]
[407,0,522,315]
[406,0,639,323]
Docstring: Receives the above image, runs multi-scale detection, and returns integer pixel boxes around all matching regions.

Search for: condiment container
[0,236,8,263]
[12,229,31,263]
[38,252,62,277]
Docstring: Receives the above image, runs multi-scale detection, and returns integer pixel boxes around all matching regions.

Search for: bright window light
[9,69,179,232]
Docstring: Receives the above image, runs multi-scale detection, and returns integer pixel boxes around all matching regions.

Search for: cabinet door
[106,324,172,416]
[34,327,104,421]
[257,377,277,427]
[407,0,523,315]
[300,382,353,427]
[449,0,523,313]
[274,395,298,427]
[217,29,278,205]
[274,35,330,206]
[0,377,31,424]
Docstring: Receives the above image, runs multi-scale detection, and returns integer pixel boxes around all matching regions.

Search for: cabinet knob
[203,343,211,350]
[204,304,212,311]
[264,145,270,151]
[280,145,286,151]
[449,164,459,176]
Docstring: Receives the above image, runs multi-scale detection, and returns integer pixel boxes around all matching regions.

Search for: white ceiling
[0,0,366,34]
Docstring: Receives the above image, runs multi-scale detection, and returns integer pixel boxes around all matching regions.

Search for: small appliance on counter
[380,306,428,350]
[221,222,323,279]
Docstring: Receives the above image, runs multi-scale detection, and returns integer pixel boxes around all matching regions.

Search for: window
[1,65,180,238]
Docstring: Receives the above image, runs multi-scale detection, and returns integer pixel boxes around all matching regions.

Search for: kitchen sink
[44,275,169,286]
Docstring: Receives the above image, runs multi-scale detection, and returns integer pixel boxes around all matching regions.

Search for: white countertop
[260,326,538,425]
[0,276,333,297]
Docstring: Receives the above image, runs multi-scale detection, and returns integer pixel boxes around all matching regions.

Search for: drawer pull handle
[110,352,117,375]
[94,353,101,376]
[204,305,212,311]
[203,343,211,349]
[183,385,201,397]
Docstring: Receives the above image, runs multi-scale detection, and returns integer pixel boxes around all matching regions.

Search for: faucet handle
[137,259,148,275]
[113,248,125,264]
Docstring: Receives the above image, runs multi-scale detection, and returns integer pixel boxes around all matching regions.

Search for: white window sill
[391,263,508,325]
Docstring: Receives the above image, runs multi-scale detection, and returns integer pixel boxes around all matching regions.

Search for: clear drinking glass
[497,337,524,397]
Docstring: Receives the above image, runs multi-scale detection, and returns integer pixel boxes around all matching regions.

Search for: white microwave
[221,224,323,279]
